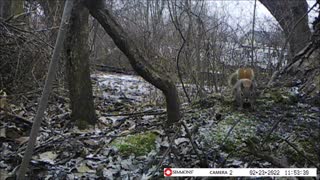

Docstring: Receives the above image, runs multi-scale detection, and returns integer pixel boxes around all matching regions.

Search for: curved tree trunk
[259,0,311,59]
[83,0,181,125]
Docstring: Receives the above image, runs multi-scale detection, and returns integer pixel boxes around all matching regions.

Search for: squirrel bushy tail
[228,71,239,87]
[229,68,255,87]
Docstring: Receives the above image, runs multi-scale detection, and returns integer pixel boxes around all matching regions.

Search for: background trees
[1,0,318,122]
[1,0,319,178]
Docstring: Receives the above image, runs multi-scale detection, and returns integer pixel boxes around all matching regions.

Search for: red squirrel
[229,68,256,110]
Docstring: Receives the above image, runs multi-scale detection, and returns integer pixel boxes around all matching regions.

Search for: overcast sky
[207,0,318,32]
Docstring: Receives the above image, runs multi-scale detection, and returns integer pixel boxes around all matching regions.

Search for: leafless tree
[83,0,181,125]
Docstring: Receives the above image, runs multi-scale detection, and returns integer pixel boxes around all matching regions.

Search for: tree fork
[83,0,181,125]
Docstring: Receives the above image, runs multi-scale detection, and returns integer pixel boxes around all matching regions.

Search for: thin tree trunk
[251,0,257,67]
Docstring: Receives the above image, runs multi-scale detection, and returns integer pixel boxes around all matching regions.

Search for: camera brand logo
[164,168,173,177]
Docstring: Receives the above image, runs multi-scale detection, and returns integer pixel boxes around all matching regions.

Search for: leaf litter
[0,72,319,179]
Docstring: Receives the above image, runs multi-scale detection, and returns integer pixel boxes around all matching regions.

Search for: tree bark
[11,0,24,17]
[82,0,181,125]
[0,0,11,19]
[259,0,311,58]
[0,0,24,20]
[65,1,96,129]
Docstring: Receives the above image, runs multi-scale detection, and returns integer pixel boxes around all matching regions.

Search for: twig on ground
[181,120,208,167]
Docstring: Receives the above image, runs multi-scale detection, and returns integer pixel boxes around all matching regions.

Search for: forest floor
[0,72,319,179]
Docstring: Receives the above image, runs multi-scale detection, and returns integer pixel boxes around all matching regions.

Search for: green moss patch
[112,132,157,156]
[263,89,298,105]
[203,113,258,153]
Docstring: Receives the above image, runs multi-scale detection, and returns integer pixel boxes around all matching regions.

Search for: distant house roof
[240,30,285,47]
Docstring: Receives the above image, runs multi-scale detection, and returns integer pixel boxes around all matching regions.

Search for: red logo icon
[164,168,173,176]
